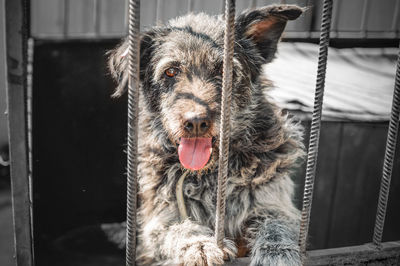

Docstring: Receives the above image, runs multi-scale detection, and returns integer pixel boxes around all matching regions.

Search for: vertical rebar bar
[215,0,235,249]
[26,38,35,262]
[330,0,339,38]
[126,0,140,265]
[298,0,333,254]
[391,0,400,35]
[188,0,194,12]
[93,0,100,37]
[156,0,162,24]
[372,43,400,248]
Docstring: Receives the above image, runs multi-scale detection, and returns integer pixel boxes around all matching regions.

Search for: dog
[104,4,305,266]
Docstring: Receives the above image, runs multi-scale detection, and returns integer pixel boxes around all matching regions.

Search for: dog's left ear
[236,5,304,63]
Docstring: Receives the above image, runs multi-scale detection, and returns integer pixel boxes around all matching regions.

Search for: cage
[3,0,400,265]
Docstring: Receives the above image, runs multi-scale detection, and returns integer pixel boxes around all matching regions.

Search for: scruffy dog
[105,4,305,266]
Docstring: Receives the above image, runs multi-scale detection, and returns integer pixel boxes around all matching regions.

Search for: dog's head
[109,5,303,171]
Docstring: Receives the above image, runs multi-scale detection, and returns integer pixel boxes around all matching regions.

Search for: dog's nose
[183,117,210,136]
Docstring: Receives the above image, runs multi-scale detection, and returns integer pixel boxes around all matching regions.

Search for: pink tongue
[178,137,212,170]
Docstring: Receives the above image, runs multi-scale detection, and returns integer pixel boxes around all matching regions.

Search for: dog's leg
[245,176,302,266]
[247,218,301,266]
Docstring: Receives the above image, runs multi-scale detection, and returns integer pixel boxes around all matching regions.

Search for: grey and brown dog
[105,4,305,266]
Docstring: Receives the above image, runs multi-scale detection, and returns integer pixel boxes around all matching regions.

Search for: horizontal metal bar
[307,241,400,266]
[225,241,400,266]
[29,30,400,40]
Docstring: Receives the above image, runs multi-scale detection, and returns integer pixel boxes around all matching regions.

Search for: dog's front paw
[250,244,301,266]
[178,237,236,266]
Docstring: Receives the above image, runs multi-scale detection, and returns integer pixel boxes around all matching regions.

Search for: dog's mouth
[178,137,216,171]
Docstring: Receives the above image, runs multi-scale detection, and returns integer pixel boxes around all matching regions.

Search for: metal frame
[5,0,34,265]
[226,241,400,266]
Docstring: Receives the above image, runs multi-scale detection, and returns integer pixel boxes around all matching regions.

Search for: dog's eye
[165,67,179,78]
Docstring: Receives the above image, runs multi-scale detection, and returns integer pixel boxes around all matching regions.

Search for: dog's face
[109,5,303,171]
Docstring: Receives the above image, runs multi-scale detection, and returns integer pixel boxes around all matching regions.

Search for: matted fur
[105,4,306,266]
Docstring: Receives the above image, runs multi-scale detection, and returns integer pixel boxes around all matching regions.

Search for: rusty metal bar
[26,37,35,264]
[372,42,400,248]
[307,241,400,266]
[299,0,333,254]
[215,0,235,249]
[126,0,140,265]
[226,241,400,265]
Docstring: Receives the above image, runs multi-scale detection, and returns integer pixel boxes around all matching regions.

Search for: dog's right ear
[108,31,155,97]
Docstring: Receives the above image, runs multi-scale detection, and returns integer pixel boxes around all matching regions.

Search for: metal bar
[5,0,34,265]
[305,0,313,39]
[93,0,100,38]
[360,0,370,39]
[215,0,235,249]
[330,0,340,38]
[63,0,70,38]
[156,0,162,24]
[26,37,35,264]
[372,42,400,248]
[306,241,400,266]
[298,0,332,254]
[126,0,140,265]
[188,0,194,12]
[225,241,400,266]
[392,0,400,33]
